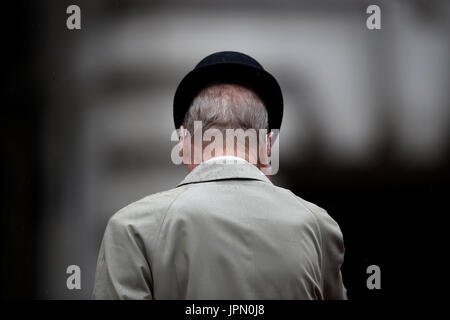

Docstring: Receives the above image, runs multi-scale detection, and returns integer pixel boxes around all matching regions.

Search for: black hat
[173,51,283,132]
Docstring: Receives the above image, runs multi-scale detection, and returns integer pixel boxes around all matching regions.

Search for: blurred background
[2,0,449,299]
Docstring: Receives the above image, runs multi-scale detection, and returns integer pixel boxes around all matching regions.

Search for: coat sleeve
[313,206,347,300]
[300,198,347,300]
[92,215,153,299]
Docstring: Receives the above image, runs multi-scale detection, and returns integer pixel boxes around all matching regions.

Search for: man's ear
[266,131,273,157]
[179,126,185,160]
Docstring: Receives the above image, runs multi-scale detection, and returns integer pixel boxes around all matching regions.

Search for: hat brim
[173,63,283,132]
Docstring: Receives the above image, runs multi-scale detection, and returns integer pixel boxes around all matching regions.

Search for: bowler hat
[173,51,283,132]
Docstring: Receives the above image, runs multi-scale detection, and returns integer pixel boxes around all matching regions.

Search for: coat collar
[177,157,272,187]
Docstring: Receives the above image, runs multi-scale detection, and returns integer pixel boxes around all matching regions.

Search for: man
[93,51,347,299]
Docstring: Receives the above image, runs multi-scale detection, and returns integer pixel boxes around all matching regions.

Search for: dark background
[2,0,449,299]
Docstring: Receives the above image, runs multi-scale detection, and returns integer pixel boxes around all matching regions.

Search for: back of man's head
[183,83,268,134]
[180,83,271,169]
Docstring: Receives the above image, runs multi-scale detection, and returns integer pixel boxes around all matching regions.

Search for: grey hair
[182,83,268,135]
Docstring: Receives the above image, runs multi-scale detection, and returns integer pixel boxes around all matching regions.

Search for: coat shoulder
[274,186,340,230]
[108,185,190,228]
[285,189,344,245]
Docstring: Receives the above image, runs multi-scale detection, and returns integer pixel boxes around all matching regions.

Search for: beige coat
[93,159,347,299]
